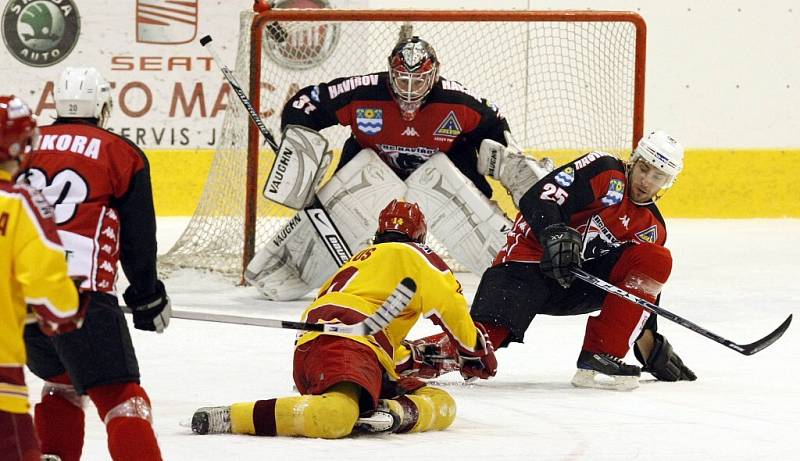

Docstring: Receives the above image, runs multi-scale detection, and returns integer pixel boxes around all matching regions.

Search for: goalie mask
[376,199,427,244]
[388,36,439,121]
[628,130,684,202]
[0,96,38,162]
[55,67,114,128]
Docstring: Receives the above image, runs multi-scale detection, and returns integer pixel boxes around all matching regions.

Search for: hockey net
[159,7,645,279]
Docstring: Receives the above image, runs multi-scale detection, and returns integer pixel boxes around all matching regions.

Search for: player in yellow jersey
[191,199,497,438]
[0,96,84,461]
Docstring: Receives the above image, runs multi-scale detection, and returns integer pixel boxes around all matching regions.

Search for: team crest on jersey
[636,225,658,243]
[356,108,383,135]
[434,111,462,138]
[555,166,575,187]
[580,214,621,261]
[601,179,625,206]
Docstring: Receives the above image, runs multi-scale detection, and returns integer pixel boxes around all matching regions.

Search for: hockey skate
[191,406,232,435]
[354,400,401,434]
[571,350,641,391]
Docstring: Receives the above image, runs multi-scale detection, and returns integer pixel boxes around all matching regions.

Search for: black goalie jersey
[281,72,509,198]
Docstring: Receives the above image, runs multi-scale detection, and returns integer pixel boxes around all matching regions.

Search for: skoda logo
[2,0,81,67]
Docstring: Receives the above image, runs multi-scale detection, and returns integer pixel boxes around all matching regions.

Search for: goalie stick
[128,278,416,335]
[200,34,352,267]
[571,268,792,356]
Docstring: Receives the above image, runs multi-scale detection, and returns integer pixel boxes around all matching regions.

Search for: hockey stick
[571,268,792,356]
[131,278,416,335]
[200,35,352,266]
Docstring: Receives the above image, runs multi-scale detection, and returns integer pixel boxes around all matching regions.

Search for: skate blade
[355,413,395,433]
[571,368,640,391]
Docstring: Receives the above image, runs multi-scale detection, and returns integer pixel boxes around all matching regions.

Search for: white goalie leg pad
[263,124,332,210]
[244,213,330,301]
[405,153,511,276]
[478,131,555,206]
[316,148,407,251]
[246,150,405,301]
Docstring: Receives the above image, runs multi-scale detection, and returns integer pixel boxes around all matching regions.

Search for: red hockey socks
[583,243,672,357]
[481,323,511,349]
[33,373,84,461]
[0,411,41,461]
[87,382,162,461]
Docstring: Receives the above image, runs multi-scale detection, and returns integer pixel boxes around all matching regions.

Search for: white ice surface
[25,218,800,460]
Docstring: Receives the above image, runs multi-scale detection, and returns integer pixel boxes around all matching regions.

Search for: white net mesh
[159,9,642,278]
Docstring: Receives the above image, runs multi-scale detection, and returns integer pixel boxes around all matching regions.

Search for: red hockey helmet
[388,36,439,120]
[0,96,38,162]
[377,199,427,244]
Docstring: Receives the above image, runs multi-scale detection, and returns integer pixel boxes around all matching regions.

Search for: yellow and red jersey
[297,241,478,379]
[0,170,77,414]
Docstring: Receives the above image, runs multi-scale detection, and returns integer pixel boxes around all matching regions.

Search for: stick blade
[199,35,212,46]
[738,314,792,356]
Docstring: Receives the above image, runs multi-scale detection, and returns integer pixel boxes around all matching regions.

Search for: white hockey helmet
[55,67,113,127]
[630,130,684,188]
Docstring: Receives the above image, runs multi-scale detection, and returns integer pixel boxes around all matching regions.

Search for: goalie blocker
[263,125,333,210]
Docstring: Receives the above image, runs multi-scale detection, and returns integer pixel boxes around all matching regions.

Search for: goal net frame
[161,6,646,281]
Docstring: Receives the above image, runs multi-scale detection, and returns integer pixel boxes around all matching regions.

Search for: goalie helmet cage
[159,7,646,280]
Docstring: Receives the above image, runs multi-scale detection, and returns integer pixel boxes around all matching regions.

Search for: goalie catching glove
[262,125,332,210]
[634,332,697,382]
[123,280,171,333]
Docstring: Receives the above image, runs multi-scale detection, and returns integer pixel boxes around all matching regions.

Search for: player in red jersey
[17,68,169,460]
[248,36,553,300]
[404,130,696,390]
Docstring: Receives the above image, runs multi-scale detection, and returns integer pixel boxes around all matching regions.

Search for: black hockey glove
[634,332,697,382]
[538,224,582,288]
[123,280,171,333]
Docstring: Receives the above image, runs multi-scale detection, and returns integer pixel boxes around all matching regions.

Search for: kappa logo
[136,0,198,45]
[434,111,462,138]
[619,214,630,229]
[401,126,420,137]
[636,225,658,243]
[2,0,81,67]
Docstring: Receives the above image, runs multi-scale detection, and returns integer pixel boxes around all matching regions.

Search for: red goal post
[159,7,646,280]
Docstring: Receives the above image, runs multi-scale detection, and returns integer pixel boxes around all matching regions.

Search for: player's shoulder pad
[109,130,149,166]
[568,151,624,176]
[645,202,666,228]
[324,72,390,101]
[434,77,498,110]
[387,241,452,273]
[12,183,55,221]
[8,183,62,246]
